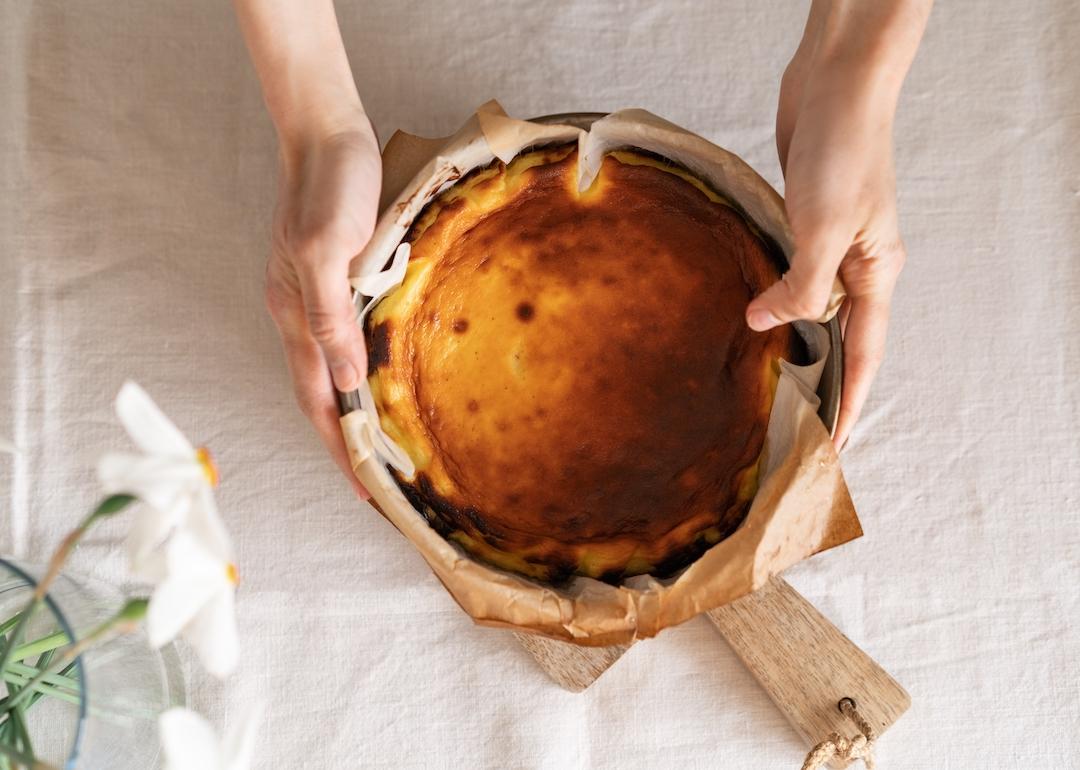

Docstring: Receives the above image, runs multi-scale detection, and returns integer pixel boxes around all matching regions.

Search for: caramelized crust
[366,145,801,582]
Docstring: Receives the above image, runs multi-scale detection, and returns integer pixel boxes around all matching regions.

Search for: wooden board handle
[706,576,911,768]
[513,632,630,693]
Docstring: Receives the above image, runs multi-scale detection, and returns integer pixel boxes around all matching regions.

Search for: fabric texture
[2,1,1078,767]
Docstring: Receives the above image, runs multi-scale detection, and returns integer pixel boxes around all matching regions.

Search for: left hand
[264,114,382,500]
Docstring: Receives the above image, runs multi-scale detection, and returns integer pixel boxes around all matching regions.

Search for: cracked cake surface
[365,144,802,583]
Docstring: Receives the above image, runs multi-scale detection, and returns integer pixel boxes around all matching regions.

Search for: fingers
[268,283,371,501]
[293,233,367,393]
[832,295,891,450]
[287,329,372,501]
[746,229,849,331]
[838,296,852,337]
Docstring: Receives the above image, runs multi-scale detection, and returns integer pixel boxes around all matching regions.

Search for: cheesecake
[365,144,802,583]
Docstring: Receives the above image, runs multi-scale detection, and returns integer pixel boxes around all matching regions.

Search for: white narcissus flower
[148,529,240,678]
[98,381,225,573]
[160,703,263,770]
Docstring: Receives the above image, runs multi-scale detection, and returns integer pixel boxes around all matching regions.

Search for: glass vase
[0,558,185,769]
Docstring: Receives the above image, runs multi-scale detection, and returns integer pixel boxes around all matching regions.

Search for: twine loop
[800,698,876,770]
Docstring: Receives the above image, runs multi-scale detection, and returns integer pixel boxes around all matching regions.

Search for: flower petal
[147,572,221,649]
[147,533,228,648]
[0,437,17,455]
[131,547,169,584]
[159,707,223,770]
[184,586,238,679]
[98,452,204,517]
[165,529,229,580]
[124,508,176,578]
[187,485,234,564]
[222,701,264,770]
[116,382,195,457]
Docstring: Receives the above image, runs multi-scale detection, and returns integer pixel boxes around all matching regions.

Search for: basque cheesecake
[364,143,803,583]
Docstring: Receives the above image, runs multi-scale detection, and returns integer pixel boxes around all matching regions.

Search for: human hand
[748,0,930,449]
[264,112,381,498]
[747,54,906,451]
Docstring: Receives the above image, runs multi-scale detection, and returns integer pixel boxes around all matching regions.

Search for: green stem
[2,674,81,705]
[6,635,69,667]
[23,662,77,712]
[0,740,43,769]
[1,599,147,715]
[0,615,20,640]
[0,660,75,769]
[0,716,15,755]
[0,680,80,709]
[0,612,37,689]
[4,663,80,695]
[0,493,135,680]
[26,652,53,697]
[9,708,32,764]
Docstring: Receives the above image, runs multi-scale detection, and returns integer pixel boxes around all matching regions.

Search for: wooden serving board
[518,576,910,769]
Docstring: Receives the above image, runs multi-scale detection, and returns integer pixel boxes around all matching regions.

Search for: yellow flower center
[226,563,240,586]
[196,447,219,487]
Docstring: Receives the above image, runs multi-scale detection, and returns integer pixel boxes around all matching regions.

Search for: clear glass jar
[0,558,186,769]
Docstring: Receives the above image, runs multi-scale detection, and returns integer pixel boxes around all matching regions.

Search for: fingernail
[330,360,359,391]
[747,309,780,331]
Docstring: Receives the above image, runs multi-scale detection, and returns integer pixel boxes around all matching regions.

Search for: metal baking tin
[338,111,843,437]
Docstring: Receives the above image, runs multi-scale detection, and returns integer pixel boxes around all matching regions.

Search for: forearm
[789,0,933,108]
[233,0,366,148]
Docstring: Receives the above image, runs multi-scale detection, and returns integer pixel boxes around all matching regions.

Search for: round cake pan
[339,111,843,437]
[529,111,841,435]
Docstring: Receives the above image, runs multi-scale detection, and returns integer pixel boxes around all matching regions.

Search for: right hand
[749,56,907,451]
[264,111,381,499]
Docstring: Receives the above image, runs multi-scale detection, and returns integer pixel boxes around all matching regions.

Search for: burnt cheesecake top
[365,144,802,583]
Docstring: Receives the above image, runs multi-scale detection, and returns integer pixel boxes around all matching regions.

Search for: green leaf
[0,610,35,680]
[0,614,21,639]
[90,493,136,520]
[1,600,144,715]
[8,633,69,665]
[23,662,78,711]
[10,708,33,761]
[0,673,81,708]
[0,740,37,769]
[5,663,82,696]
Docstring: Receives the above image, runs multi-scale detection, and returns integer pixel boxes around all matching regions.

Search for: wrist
[273,94,372,153]
[275,104,378,184]
[234,0,372,153]
[796,0,932,101]
[810,55,905,120]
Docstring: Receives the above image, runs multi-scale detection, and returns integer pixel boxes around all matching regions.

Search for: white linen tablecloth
[2,1,1078,767]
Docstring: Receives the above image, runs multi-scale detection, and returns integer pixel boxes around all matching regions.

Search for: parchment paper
[341,101,861,646]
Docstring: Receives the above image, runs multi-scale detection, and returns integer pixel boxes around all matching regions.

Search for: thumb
[746,231,847,331]
[295,250,367,392]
